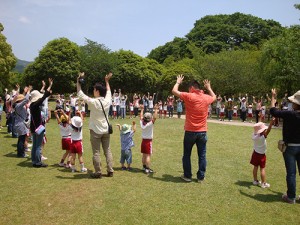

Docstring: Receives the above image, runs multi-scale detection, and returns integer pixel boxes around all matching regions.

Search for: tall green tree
[79,38,118,93]
[24,38,80,93]
[260,26,300,95]
[0,23,17,93]
[113,50,164,95]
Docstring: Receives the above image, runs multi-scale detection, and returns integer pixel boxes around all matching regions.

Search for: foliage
[192,49,266,96]
[148,13,284,64]
[0,23,17,93]
[113,50,164,95]
[260,26,300,95]
[23,38,80,93]
[79,38,119,93]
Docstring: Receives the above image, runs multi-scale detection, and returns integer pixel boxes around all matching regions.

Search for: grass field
[0,115,298,225]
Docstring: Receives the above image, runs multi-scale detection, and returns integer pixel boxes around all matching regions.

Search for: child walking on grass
[140,104,158,174]
[70,111,87,173]
[54,109,72,168]
[116,121,136,171]
[250,118,275,188]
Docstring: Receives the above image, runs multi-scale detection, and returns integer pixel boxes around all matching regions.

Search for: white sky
[0,0,299,61]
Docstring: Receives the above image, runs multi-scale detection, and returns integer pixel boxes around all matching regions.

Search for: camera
[79,78,85,85]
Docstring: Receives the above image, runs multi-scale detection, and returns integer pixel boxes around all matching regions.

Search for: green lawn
[0,116,298,225]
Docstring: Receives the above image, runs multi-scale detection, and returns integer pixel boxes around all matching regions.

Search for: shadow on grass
[235,180,253,188]
[239,190,282,203]
[3,152,18,158]
[147,173,186,183]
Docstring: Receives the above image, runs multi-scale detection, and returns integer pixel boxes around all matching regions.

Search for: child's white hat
[121,124,131,134]
[71,116,82,128]
[253,122,268,134]
[143,112,152,122]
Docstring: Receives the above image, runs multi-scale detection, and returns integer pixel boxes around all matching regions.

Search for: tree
[113,50,164,95]
[79,38,119,93]
[0,23,17,93]
[23,38,80,93]
[260,26,300,95]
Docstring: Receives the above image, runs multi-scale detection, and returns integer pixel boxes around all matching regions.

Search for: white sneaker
[81,167,87,172]
[25,148,31,152]
[261,182,270,188]
[253,180,261,186]
[27,143,32,147]
[58,162,65,167]
[41,156,48,161]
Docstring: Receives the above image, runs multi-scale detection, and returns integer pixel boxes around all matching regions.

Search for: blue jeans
[283,146,300,200]
[182,131,207,180]
[120,108,126,119]
[228,110,233,121]
[31,131,45,165]
[17,134,26,157]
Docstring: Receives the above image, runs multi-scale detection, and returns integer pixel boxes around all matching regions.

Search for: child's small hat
[121,124,131,134]
[71,116,82,128]
[60,115,68,123]
[228,98,232,101]
[253,122,268,134]
[248,104,252,107]
[143,112,152,122]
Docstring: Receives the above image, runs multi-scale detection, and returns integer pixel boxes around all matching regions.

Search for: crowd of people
[1,73,299,204]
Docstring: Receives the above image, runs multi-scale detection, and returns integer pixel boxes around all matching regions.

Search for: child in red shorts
[70,111,87,172]
[140,104,158,174]
[250,118,274,188]
[54,109,72,168]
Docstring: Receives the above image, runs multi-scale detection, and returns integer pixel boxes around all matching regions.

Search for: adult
[70,93,78,118]
[172,74,216,182]
[270,89,300,204]
[253,96,262,123]
[77,72,114,179]
[215,95,222,119]
[167,95,174,118]
[13,86,32,157]
[239,95,248,122]
[30,78,53,168]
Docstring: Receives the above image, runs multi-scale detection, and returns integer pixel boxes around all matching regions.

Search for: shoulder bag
[99,99,113,134]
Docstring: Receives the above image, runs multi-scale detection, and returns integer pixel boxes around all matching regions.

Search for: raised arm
[203,79,216,101]
[105,72,112,92]
[172,74,184,98]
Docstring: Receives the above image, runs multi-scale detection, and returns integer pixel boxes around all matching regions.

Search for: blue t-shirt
[120,131,134,151]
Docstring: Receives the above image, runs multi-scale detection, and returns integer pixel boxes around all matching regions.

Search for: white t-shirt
[71,127,82,141]
[59,123,72,138]
[140,120,154,139]
[252,133,267,154]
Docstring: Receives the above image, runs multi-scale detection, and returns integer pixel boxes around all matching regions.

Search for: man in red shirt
[172,74,216,182]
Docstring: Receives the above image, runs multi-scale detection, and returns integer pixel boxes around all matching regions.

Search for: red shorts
[248,113,253,118]
[70,140,83,154]
[61,138,72,151]
[141,139,152,154]
[233,113,237,117]
[250,151,266,168]
[220,112,225,117]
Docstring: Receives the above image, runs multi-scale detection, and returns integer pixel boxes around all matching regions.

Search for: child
[158,100,163,119]
[250,118,274,188]
[54,109,72,168]
[70,111,87,172]
[233,105,238,120]
[260,105,266,122]
[247,104,253,123]
[80,101,86,119]
[163,101,167,119]
[116,121,136,170]
[219,104,225,121]
[0,98,3,129]
[129,102,134,119]
[140,104,158,174]
[112,101,117,119]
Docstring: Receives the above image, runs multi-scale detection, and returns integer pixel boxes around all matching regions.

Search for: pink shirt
[180,89,214,132]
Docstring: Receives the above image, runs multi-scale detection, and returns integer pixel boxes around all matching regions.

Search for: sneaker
[127,167,132,171]
[33,163,48,168]
[91,173,102,179]
[81,167,87,172]
[253,180,261,186]
[58,162,65,167]
[197,178,205,183]
[107,172,114,177]
[121,166,127,170]
[41,156,48,161]
[282,194,295,204]
[27,143,32,147]
[65,164,71,169]
[25,148,31,152]
[181,175,192,182]
[145,168,154,174]
[261,182,270,188]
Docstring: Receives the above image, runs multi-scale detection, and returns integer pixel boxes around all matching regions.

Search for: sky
[0,0,299,61]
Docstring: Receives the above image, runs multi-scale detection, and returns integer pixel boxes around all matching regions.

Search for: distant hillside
[14,59,31,73]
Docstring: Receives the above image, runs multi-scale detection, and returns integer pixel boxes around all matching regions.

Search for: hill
[14,59,31,73]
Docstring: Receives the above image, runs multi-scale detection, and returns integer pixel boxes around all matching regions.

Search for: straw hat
[253,122,268,135]
[288,90,300,106]
[71,116,82,128]
[15,94,25,103]
[60,115,68,123]
[30,90,43,103]
[121,124,131,134]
